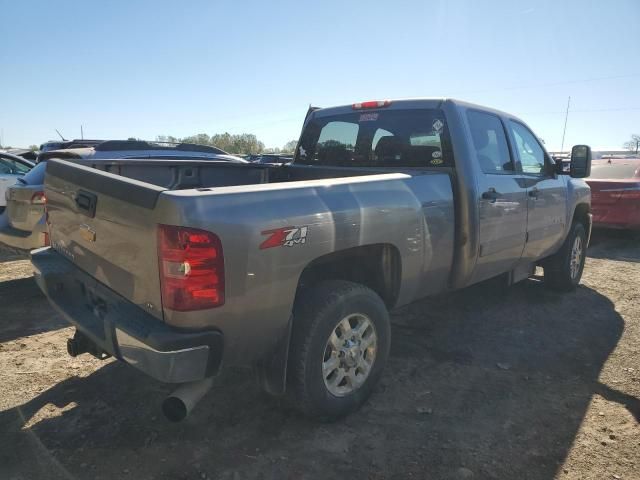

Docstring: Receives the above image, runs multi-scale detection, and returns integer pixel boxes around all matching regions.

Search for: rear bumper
[592,204,640,231]
[593,221,640,231]
[0,219,47,253]
[31,247,223,383]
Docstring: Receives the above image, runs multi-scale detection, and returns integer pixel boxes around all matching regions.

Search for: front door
[507,121,568,260]
[467,110,528,284]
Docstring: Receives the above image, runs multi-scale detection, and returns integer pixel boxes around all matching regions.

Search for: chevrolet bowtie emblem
[79,224,96,242]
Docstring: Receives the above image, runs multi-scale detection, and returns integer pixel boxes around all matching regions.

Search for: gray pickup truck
[32,99,592,421]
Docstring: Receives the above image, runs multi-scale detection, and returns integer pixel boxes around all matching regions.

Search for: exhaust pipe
[162,377,215,422]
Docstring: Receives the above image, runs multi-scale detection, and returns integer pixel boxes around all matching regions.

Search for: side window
[466,111,514,174]
[509,121,546,175]
[0,159,30,175]
[12,160,31,174]
[0,160,11,174]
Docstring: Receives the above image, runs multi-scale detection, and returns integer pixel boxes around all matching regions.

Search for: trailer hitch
[67,330,110,360]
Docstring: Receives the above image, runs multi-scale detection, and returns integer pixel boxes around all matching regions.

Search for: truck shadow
[0,276,67,343]
[1,278,635,479]
[588,228,640,263]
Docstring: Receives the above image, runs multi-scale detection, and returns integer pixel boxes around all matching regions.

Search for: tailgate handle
[75,190,97,218]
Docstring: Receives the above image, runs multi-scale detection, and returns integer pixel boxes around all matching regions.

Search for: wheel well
[295,244,401,308]
[573,203,590,227]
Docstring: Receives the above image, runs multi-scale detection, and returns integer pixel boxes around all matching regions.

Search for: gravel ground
[0,230,638,480]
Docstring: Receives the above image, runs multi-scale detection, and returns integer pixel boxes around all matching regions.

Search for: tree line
[156,133,297,155]
[624,134,640,154]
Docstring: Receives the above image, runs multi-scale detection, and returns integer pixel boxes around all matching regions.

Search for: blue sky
[1,0,638,151]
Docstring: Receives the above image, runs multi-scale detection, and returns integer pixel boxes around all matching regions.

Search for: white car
[0,152,34,211]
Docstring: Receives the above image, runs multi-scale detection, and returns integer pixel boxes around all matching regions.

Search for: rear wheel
[544,222,587,291]
[288,280,390,420]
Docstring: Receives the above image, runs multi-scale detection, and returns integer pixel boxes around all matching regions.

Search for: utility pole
[560,96,571,152]
[81,125,84,140]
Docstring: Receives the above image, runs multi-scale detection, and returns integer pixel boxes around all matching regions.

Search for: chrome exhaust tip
[162,377,214,422]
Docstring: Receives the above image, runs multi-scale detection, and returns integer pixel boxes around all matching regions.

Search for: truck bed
[68,158,400,191]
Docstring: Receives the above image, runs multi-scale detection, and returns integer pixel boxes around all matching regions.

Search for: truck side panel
[155,172,455,366]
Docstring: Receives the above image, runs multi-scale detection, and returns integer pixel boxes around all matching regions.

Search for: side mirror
[553,157,567,175]
[570,145,591,178]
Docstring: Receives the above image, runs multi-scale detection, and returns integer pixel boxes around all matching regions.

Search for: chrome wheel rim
[322,313,377,397]
[570,236,583,279]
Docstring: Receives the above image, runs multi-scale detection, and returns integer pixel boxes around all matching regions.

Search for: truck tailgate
[45,159,167,321]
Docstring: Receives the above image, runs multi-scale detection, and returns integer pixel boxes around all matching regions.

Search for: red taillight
[31,192,46,205]
[42,232,50,247]
[352,100,391,109]
[157,224,225,311]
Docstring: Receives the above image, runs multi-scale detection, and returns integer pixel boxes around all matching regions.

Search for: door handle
[481,188,499,202]
[528,187,539,199]
[75,190,98,218]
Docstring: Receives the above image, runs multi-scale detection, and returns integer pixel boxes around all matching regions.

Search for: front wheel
[543,222,587,291]
[287,280,391,420]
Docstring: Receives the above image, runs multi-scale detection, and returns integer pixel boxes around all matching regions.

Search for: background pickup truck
[32,98,592,421]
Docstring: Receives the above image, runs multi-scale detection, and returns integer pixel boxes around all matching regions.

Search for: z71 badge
[260,226,308,249]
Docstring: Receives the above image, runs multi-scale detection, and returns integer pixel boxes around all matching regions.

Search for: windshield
[296,109,452,168]
[589,162,640,179]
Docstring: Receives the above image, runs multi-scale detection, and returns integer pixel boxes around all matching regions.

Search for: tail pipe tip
[162,377,215,422]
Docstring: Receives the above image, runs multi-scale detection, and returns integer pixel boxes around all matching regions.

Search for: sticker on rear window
[432,119,444,134]
[359,113,379,122]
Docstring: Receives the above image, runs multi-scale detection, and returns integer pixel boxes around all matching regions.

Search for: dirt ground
[0,231,638,480]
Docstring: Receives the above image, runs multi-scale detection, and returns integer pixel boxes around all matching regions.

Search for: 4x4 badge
[260,226,308,249]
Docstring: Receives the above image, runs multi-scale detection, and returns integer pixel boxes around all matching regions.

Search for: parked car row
[0,140,244,253]
[245,153,293,164]
[0,148,38,162]
[3,137,639,258]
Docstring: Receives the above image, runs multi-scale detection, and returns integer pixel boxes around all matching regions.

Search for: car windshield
[589,162,640,179]
[296,109,452,168]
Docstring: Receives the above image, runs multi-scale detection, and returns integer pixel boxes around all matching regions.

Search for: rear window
[589,162,640,179]
[20,161,47,184]
[296,109,452,167]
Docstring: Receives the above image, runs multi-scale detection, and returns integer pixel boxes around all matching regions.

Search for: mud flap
[255,315,293,395]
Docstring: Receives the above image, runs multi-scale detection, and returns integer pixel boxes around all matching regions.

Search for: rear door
[466,110,528,284]
[507,121,567,260]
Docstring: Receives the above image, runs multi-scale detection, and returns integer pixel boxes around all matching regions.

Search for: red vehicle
[587,158,640,230]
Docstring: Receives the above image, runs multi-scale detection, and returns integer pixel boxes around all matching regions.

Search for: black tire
[543,221,587,292]
[287,280,391,420]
